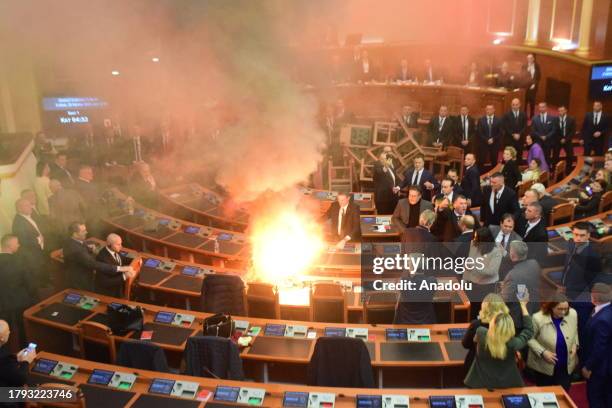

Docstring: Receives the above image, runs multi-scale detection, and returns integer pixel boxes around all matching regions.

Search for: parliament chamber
[2,1,612,407]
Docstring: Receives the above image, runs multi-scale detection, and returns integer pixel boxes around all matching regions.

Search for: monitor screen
[590,64,612,99]
[108,302,127,310]
[547,230,560,238]
[324,327,347,337]
[429,396,456,408]
[148,378,175,395]
[362,217,375,224]
[184,226,200,234]
[356,395,383,408]
[283,392,309,408]
[87,369,114,386]
[217,233,232,241]
[448,328,467,341]
[63,293,82,305]
[32,358,59,375]
[386,328,408,341]
[182,266,200,276]
[501,395,531,408]
[154,311,176,324]
[214,386,240,402]
[144,258,161,268]
[264,324,286,336]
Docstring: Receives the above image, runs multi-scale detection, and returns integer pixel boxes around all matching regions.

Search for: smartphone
[585,185,593,196]
[24,343,37,354]
[517,284,527,300]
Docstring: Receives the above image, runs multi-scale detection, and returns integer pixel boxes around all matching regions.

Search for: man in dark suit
[553,105,575,166]
[0,235,36,348]
[581,101,609,156]
[447,169,465,196]
[400,155,438,201]
[320,192,361,248]
[372,152,400,215]
[476,104,503,171]
[453,214,475,261]
[395,59,412,82]
[516,202,548,263]
[581,283,612,408]
[561,222,602,301]
[453,105,476,153]
[11,198,46,283]
[399,105,420,129]
[502,98,527,164]
[531,102,556,162]
[95,233,133,297]
[481,172,519,226]
[392,186,434,235]
[428,105,453,148]
[0,320,36,388]
[353,49,378,82]
[401,210,439,272]
[48,153,74,187]
[460,153,483,207]
[521,53,541,118]
[63,222,134,291]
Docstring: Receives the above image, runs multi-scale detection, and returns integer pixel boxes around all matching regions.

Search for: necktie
[502,234,508,249]
[338,207,345,235]
[541,114,545,124]
[439,117,444,132]
[561,117,565,136]
[463,116,468,141]
[412,170,421,186]
[114,251,121,265]
[514,111,518,120]
[594,112,599,126]
[488,117,492,138]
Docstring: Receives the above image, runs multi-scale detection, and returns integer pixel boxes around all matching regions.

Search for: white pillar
[524,0,541,46]
[576,0,594,57]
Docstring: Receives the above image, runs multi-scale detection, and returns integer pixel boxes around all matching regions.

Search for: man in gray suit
[500,240,540,328]
[488,213,522,254]
[392,186,433,235]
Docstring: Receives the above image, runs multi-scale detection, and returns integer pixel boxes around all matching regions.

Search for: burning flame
[249,209,325,283]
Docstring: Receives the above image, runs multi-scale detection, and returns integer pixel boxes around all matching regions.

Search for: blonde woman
[464,290,534,388]
[501,147,521,190]
[461,293,509,374]
[527,294,578,391]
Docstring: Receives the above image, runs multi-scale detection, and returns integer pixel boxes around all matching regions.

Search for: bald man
[95,233,133,297]
[0,320,36,387]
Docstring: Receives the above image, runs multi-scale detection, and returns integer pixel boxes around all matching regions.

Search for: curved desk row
[25,289,472,386]
[50,241,471,324]
[29,351,576,407]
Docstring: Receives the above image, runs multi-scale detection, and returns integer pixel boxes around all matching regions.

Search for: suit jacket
[0,345,28,387]
[453,230,474,259]
[582,304,612,376]
[480,186,519,226]
[531,114,556,146]
[399,112,420,129]
[0,253,35,312]
[49,163,74,187]
[554,115,576,145]
[392,199,433,232]
[476,116,503,144]
[430,208,459,242]
[95,246,131,294]
[321,201,361,241]
[501,159,521,189]
[63,238,118,291]
[427,116,454,146]
[12,214,44,255]
[460,166,483,207]
[400,168,438,201]
[502,110,527,146]
[561,242,602,300]
[581,112,610,142]
[521,62,541,91]
[452,114,476,148]
[48,188,87,233]
[372,162,399,214]
[500,259,541,326]
[488,225,522,250]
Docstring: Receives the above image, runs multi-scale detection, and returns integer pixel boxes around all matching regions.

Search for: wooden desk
[102,189,249,269]
[360,215,401,239]
[29,351,576,407]
[49,244,470,324]
[547,157,604,200]
[25,289,473,386]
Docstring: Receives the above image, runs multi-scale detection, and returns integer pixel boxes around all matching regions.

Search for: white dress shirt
[489,186,504,213]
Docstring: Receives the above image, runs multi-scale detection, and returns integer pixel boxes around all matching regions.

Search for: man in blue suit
[581,283,612,408]
[581,101,609,156]
[530,102,556,163]
[476,104,502,171]
[400,155,438,201]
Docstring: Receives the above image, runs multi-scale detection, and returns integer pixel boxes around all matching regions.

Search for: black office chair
[197,274,246,315]
[184,336,244,380]
[116,340,169,373]
[307,337,375,388]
